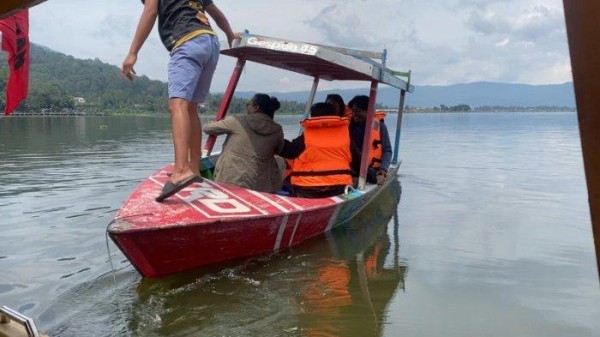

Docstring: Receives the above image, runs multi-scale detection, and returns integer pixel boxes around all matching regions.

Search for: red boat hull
[108,164,399,277]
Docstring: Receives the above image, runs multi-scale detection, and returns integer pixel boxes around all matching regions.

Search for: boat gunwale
[107,163,400,235]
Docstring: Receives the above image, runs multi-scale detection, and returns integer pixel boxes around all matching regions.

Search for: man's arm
[121,0,158,81]
[379,122,393,172]
[350,141,362,176]
[370,123,393,185]
[205,2,241,47]
[278,135,305,159]
[203,116,237,135]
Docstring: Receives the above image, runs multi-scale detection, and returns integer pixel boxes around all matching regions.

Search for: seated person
[203,94,283,193]
[278,102,353,198]
[347,95,393,185]
[325,93,350,118]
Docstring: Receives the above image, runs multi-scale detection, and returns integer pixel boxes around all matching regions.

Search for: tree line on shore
[0,44,308,114]
[405,104,575,113]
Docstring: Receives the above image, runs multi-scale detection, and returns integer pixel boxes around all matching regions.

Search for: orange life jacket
[291,117,353,187]
[300,259,352,337]
[364,242,383,280]
[368,111,387,169]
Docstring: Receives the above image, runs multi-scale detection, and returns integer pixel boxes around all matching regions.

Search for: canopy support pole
[392,89,406,164]
[358,80,379,190]
[203,58,246,157]
[298,76,319,134]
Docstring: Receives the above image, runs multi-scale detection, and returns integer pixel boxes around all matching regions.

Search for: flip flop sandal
[155,175,203,202]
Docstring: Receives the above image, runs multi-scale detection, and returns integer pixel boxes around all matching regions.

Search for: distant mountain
[1,44,575,112]
[234,81,575,108]
[407,82,575,108]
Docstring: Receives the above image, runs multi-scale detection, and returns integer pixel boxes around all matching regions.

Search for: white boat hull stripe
[288,214,303,246]
[274,214,289,251]
[247,190,292,213]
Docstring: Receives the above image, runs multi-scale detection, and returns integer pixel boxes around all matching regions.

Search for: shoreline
[2,110,577,117]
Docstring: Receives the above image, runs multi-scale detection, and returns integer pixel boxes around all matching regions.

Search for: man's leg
[188,103,201,174]
[189,34,219,173]
[168,97,195,183]
[166,34,218,182]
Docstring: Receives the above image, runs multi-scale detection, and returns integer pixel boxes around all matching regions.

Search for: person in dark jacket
[204,94,284,193]
[325,94,348,117]
[348,95,392,185]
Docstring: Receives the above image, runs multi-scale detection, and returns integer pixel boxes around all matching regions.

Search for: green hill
[0,43,168,113]
[0,44,307,114]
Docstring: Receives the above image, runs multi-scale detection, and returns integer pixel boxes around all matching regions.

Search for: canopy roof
[221,33,414,92]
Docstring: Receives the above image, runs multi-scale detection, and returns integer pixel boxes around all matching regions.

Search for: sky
[25,0,571,93]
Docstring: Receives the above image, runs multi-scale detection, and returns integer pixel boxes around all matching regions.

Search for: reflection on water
[296,182,405,337]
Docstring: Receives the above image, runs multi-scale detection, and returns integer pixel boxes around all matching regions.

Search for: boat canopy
[206,31,414,190]
[221,33,414,92]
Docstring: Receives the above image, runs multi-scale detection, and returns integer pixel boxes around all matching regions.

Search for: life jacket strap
[291,169,352,177]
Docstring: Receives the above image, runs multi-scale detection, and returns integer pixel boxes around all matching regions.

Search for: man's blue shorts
[168,34,220,104]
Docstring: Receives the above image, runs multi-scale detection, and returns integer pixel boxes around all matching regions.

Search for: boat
[107,31,414,278]
[129,179,406,334]
[0,306,47,337]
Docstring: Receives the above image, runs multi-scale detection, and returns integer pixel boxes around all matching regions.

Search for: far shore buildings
[73,97,86,105]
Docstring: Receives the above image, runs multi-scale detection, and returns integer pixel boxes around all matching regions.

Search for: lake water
[0,112,598,337]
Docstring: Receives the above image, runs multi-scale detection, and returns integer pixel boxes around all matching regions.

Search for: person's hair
[348,95,369,111]
[325,94,346,117]
[253,94,281,119]
[310,102,336,117]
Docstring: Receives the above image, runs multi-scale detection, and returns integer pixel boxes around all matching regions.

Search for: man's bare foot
[169,168,196,184]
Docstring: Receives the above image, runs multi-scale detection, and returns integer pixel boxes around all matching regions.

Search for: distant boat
[107,32,414,278]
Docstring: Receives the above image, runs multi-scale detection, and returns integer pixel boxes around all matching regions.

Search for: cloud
[465,4,565,43]
[495,38,510,47]
[465,9,511,35]
[27,0,571,92]
[306,4,386,48]
[512,6,565,42]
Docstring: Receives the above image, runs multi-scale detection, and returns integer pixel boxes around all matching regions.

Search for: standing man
[121,0,240,202]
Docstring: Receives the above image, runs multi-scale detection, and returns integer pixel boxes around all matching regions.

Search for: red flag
[0,10,30,115]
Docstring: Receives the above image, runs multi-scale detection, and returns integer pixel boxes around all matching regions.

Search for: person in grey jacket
[204,94,284,193]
